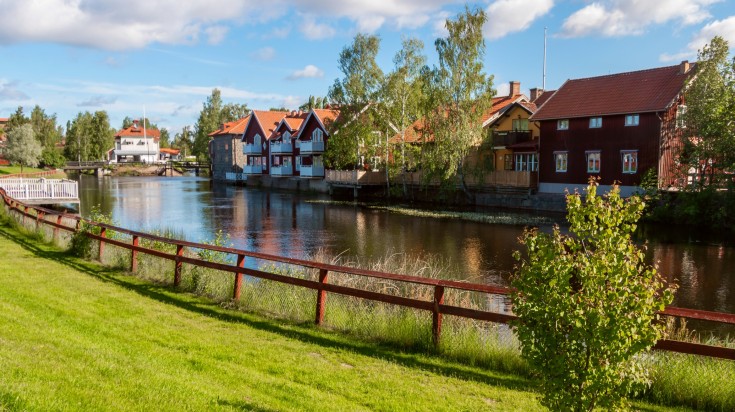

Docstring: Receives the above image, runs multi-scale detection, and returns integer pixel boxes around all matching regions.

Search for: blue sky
[1,0,733,134]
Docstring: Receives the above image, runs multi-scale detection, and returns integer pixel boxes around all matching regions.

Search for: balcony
[300,165,325,178]
[299,140,324,154]
[270,141,293,154]
[271,164,293,176]
[243,144,262,155]
[491,131,532,147]
[243,164,265,174]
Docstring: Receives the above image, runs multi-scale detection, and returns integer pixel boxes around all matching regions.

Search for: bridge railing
[0,178,78,200]
[0,187,734,361]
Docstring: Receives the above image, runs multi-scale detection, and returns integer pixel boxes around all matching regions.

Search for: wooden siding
[538,113,661,187]
[242,119,269,174]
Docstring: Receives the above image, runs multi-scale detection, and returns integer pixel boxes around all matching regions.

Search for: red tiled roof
[531,90,555,108]
[392,94,525,144]
[115,120,161,140]
[531,64,692,121]
[159,148,180,155]
[209,115,251,137]
[0,118,8,122]
[251,110,289,138]
[313,108,340,124]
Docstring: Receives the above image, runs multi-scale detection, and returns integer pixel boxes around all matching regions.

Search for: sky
[1,0,734,135]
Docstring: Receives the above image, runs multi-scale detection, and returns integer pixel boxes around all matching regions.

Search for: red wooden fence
[1,188,734,360]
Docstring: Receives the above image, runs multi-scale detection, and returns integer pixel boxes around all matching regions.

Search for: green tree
[30,105,62,148]
[5,106,29,133]
[680,36,735,189]
[64,111,114,161]
[423,7,494,199]
[5,124,42,172]
[381,37,427,196]
[193,89,249,161]
[512,181,676,411]
[159,128,171,148]
[299,95,328,111]
[172,126,193,158]
[327,34,384,170]
[222,102,250,121]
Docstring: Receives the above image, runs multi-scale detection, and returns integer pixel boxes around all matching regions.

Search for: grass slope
[0,223,543,411]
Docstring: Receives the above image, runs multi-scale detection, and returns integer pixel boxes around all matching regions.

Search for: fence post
[54,215,62,242]
[315,269,329,325]
[36,211,44,233]
[131,236,139,272]
[233,254,245,300]
[98,227,107,261]
[174,245,183,286]
[433,285,445,348]
[23,206,29,227]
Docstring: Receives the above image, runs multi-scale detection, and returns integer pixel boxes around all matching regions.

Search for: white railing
[300,165,325,178]
[0,178,79,201]
[300,140,324,153]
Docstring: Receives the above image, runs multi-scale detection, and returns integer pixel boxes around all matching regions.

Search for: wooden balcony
[243,164,264,174]
[270,141,293,154]
[300,140,325,154]
[243,144,262,155]
[491,131,532,147]
[271,164,293,176]
[300,165,325,178]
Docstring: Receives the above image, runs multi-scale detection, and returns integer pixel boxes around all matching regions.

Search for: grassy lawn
[0,166,47,175]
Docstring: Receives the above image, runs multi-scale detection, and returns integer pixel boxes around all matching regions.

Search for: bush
[68,206,115,259]
[512,181,676,411]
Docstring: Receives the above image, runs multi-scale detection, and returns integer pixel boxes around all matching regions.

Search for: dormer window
[283,131,291,140]
[589,117,602,128]
[312,128,324,142]
[557,119,569,130]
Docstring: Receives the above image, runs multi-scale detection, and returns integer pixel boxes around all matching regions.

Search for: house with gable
[208,115,250,181]
[241,110,289,176]
[530,61,693,196]
[295,108,339,178]
[110,119,160,163]
[268,111,309,177]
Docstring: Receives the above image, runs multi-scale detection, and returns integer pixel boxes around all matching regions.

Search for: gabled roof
[293,108,341,139]
[160,148,180,155]
[391,94,526,144]
[115,120,161,141]
[530,63,693,121]
[531,90,555,108]
[208,115,251,137]
[247,110,290,140]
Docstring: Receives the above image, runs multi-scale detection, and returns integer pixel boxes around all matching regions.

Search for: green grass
[0,165,48,175]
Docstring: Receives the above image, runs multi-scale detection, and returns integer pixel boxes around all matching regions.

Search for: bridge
[0,178,79,205]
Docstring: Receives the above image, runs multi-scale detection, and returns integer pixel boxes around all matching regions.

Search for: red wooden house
[530,61,693,196]
[241,110,289,176]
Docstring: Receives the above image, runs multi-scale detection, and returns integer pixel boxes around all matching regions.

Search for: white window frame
[621,150,638,174]
[554,152,568,173]
[676,105,687,129]
[586,151,601,173]
[312,128,323,142]
[625,114,640,127]
[589,117,602,128]
[514,153,538,172]
[557,119,569,130]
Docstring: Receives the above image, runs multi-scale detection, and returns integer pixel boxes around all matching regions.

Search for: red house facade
[530,61,693,196]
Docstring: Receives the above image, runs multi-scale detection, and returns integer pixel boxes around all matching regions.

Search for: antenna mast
[543,27,547,90]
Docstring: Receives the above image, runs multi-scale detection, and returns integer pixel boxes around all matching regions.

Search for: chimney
[679,60,690,75]
[530,88,544,102]
[132,119,139,129]
[509,81,521,97]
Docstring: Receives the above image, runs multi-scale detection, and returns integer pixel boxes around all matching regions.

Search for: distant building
[530,61,693,196]
[110,119,161,163]
[159,148,181,162]
[208,116,250,180]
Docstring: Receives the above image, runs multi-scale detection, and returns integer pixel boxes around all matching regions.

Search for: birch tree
[5,124,42,172]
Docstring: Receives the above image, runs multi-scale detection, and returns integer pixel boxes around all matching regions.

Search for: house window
[625,114,640,126]
[515,153,538,172]
[586,151,601,173]
[557,119,569,130]
[622,151,638,174]
[554,152,568,173]
[512,118,529,131]
[283,131,291,140]
[589,117,602,128]
[312,128,324,142]
[676,105,687,128]
[503,154,513,170]
[296,156,301,170]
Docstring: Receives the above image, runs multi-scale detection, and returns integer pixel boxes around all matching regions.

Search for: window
[503,154,513,170]
[515,153,538,172]
[589,117,602,128]
[512,118,529,131]
[621,151,638,174]
[312,128,324,142]
[254,134,261,145]
[676,105,687,128]
[295,156,301,170]
[557,119,569,130]
[586,151,601,173]
[283,131,291,140]
[554,152,568,172]
[625,114,640,126]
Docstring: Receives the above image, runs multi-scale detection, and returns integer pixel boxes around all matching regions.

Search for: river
[76,174,735,334]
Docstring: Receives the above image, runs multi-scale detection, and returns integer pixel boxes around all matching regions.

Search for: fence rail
[1,187,734,360]
[0,178,78,201]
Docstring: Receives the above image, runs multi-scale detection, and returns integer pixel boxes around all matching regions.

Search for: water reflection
[77,175,735,327]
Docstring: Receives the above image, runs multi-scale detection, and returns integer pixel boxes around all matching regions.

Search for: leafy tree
[299,95,328,111]
[512,181,676,411]
[5,124,42,172]
[327,34,384,169]
[172,126,193,158]
[5,106,29,132]
[30,105,62,149]
[121,116,155,130]
[423,7,494,199]
[381,37,427,196]
[64,111,114,161]
[159,128,171,148]
[41,147,67,168]
[193,89,249,161]
[268,107,289,112]
[680,36,735,189]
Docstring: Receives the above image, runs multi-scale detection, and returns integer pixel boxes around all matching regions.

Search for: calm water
[76,174,735,331]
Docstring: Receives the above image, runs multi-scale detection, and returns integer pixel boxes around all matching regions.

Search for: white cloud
[0,80,29,101]
[484,0,553,40]
[287,65,325,80]
[205,26,229,45]
[660,15,735,62]
[560,0,720,38]
[77,95,118,107]
[432,11,452,37]
[495,82,510,97]
[300,15,337,40]
[251,47,276,61]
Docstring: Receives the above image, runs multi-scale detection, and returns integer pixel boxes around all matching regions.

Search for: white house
[110,119,161,163]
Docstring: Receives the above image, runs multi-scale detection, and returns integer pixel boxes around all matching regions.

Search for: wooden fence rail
[1,187,734,360]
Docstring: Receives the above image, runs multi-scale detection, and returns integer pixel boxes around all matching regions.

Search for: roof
[115,120,161,141]
[0,118,8,122]
[531,63,692,121]
[159,148,180,155]
[312,108,340,124]
[391,94,526,144]
[531,90,555,108]
[250,110,290,138]
[209,115,251,137]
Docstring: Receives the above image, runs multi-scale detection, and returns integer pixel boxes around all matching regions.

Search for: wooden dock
[0,178,79,205]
